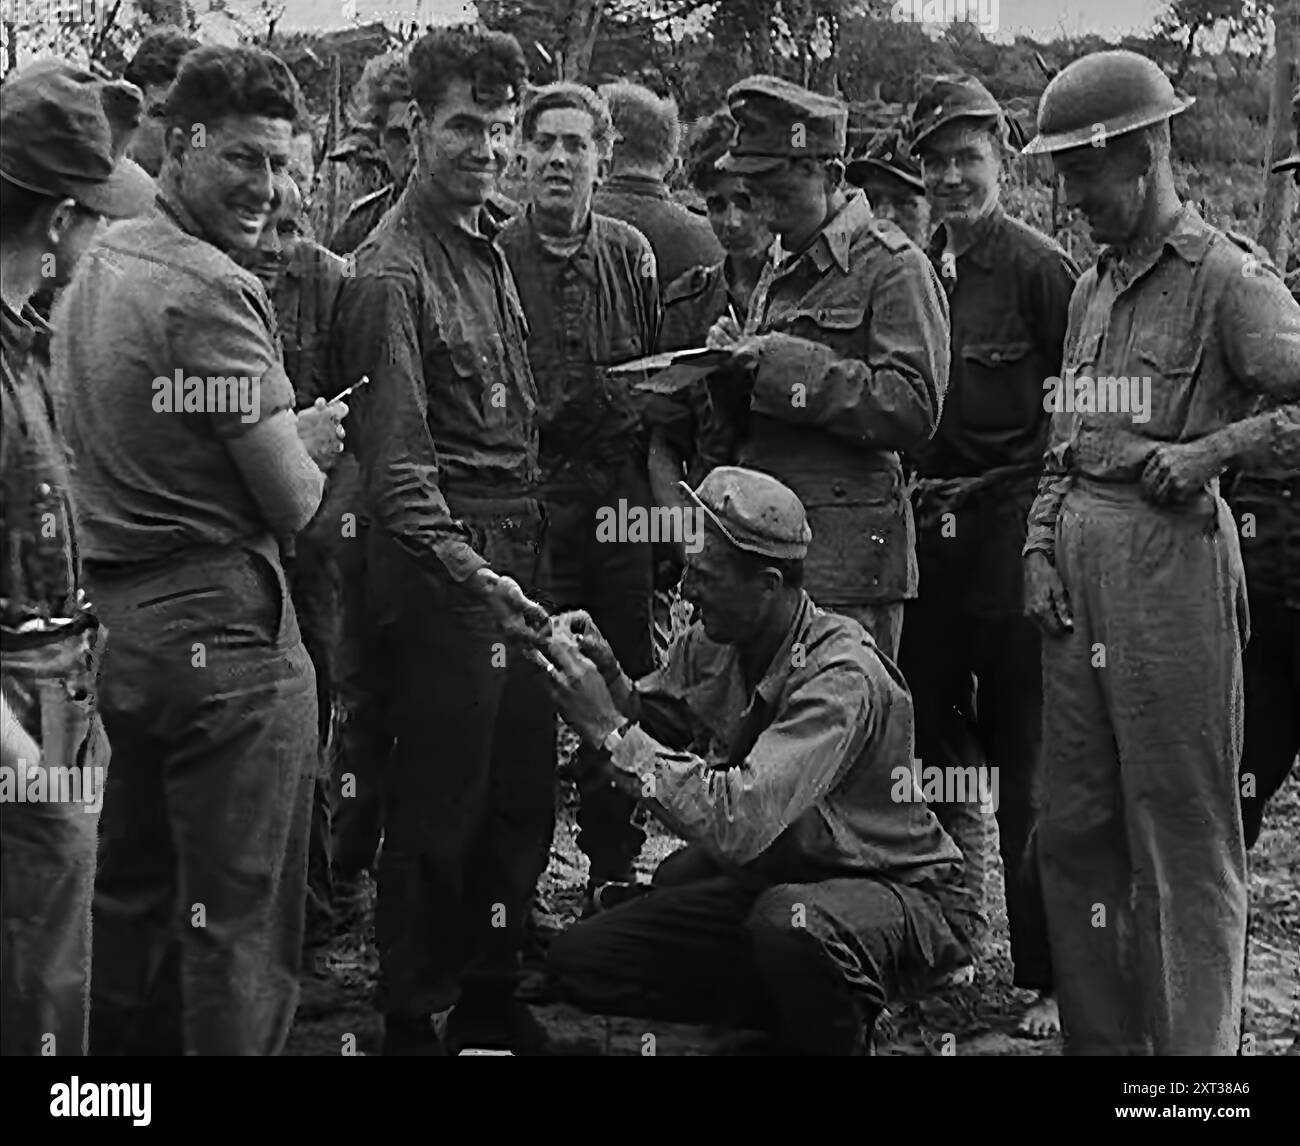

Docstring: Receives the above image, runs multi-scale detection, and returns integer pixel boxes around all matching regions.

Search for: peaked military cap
[846,131,924,193]
[719,75,848,175]
[909,73,1006,155]
[0,58,154,218]
[680,466,812,561]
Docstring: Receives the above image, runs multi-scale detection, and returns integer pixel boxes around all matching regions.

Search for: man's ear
[44,198,80,246]
[163,124,189,165]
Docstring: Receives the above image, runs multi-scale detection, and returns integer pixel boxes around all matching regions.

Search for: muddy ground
[286,764,1300,1057]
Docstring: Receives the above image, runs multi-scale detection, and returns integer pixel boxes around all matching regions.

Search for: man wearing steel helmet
[1021,49,1300,1056]
[539,467,972,1056]
[0,58,155,1057]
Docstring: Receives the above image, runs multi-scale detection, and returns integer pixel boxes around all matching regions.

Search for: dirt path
[286,773,1300,1056]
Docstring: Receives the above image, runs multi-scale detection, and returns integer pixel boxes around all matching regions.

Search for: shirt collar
[781,190,871,277]
[928,201,1005,271]
[601,171,670,201]
[1098,201,1212,287]
[402,177,498,246]
[751,591,815,706]
[521,207,601,287]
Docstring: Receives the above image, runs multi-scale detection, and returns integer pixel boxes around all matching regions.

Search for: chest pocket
[1132,320,1202,430]
[775,304,866,355]
[958,340,1037,431]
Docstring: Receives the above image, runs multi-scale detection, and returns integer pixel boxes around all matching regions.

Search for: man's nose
[245,157,275,203]
[940,158,963,185]
[681,568,701,604]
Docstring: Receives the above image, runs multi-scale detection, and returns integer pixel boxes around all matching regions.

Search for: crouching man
[536,466,973,1055]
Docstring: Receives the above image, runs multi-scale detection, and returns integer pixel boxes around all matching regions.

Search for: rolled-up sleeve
[1222,267,1300,402]
[611,659,872,867]
[334,267,486,583]
[747,247,949,452]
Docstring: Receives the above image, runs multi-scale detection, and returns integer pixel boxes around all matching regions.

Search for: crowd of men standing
[1,20,1297,1057]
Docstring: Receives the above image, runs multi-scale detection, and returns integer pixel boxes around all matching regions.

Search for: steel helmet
[1022,50,1193,155]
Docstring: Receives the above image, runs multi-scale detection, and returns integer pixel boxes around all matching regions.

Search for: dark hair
[731,547,805,591]
[0,175,62,236]
[521,82,615,156]
[350,49,411,130]
[685,109,737,192]
[124,26,200,90]
[162,45,306,133]
[408,27,528,117]
[600,82,681,171]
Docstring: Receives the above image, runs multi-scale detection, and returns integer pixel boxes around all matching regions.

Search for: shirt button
[37,482,52,496]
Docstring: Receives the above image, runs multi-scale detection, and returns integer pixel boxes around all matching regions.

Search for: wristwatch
[600,718,635,758]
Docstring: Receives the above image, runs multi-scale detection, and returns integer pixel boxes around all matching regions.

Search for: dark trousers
[330,526,389,880]
[1239,596,1300,849]
[1,623,108,1056]
[88,545,317,1056]
[289,540,342,931]
[547,845,970,1054]
[898,486,1051,990]
[372,504,555,1018]
[541,467,655,884]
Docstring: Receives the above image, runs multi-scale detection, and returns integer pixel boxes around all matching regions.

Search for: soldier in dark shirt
[901,75,1079,1038]
[499,82,660,906]
[333,27,554,1057]
[593,82,723,285]
[1228,92,1300,849]
[0,60,154,1058]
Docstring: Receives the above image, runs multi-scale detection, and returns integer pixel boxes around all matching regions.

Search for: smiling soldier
[900,74,1079,1038]
[333,27,555,1057]
[54,45,347,1056]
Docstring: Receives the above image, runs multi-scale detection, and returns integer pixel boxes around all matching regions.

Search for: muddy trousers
[373,503,555,1019]
[540,479,655,885]
[330,525,388,881]
[288,544,342,940]
[1,623,108,1056]
[1238,597,1299,849]
[87,546,317,1056]
[1038,481,1249,1056]
[547,845,970,1054]
[898,603,1050,989]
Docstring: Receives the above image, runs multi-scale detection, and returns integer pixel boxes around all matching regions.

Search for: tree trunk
[561,0,606,82]
[1260,0,1300,266]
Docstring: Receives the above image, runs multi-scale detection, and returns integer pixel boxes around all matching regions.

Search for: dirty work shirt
[1024,203,1300,1056]
[1024,203,1300,560]
[915,203,1079,481]
[333,178,539,603]
[727,190,949,604]
[594,172,723,287]
[52,195,296,566]
[609,590,962,881]
[497,208,659,493]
